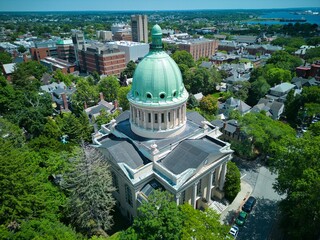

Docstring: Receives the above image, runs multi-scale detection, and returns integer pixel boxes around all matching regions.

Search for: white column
[219,163,227,191]
[158,113,161,130]
[151,112,154,130]
[176,193,180,206]
[179,107,182,125]
[215,165,221,185]
[143,111,147,129]
[165,111,169,130]
[132,107,136,124]
[192,182,198,209]
[206,172,214,201]
[129,105,132,123]
[173,108,177,127]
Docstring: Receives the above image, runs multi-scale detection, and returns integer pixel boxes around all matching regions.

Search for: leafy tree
[10,219,82,240]
[224,162,241,201]
[65,145,116,237]
[171,50,195,68]
[265,67,291,86]
[240,112,296,157]
[304,47,320,63]
[56,112,92,143]
[17,45,27,53]
[98,76,120,102]
[229,110,241,120]
[231,81,251,101]
[94,109,120,129]
[306,37,320,46]
[11,61,47,91]
[266,51,302,72]
[0,118,25,147]
[53,69,72,86]
[123,190,182,240]
[180,204,228,240]
[247,76,270,105]
[270,135,320,240]
[308,121,320,136]
[117,85,131,111]
[284,89,301,124]
[0,51,12,65]
[120,61,136,84]
[72,77,98,110]
[199,95,218,115]
[187,94,199,109]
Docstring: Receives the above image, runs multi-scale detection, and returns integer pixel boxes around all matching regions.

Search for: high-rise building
[131,15,148,43]
[93,25,233,220]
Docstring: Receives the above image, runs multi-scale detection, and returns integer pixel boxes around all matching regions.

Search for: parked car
[235,211,247,226]
[242,196,257,213]
[229,225,239,238]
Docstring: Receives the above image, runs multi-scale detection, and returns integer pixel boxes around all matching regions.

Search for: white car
[229,225,239,238]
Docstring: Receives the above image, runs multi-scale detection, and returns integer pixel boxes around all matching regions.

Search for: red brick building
[296,61,320,80]
[78,44,126,76]
[178,39,218,61]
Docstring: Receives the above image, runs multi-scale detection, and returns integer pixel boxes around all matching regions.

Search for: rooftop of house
[2,63,16,75]
[270,82,296,93]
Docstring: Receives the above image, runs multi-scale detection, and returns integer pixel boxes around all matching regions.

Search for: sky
[0,0,320,12]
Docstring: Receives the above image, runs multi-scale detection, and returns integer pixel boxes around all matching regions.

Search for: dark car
[242,196,256,213]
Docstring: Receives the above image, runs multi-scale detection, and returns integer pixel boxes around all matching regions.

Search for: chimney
[61,93,69,111]
[113,100,118,109]
[99,92,104,101]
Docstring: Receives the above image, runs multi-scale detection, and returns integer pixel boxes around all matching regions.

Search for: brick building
[178,39,218,61]
[78,44,126,76]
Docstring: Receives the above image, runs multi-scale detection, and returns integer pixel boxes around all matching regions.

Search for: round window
[146,93,152,99]
[173,91,177,97]
[159,93,166,99]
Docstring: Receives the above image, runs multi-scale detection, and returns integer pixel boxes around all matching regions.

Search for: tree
[231,81,251,101]
[284,89,301,124]
[72,77,98,110]
[270,135,320,239]
[122,190,182,240]
[65,145,116,237]
[247,76,270,106]
[17,45,27,53]
[11,61,47,91]
[187,94,199,109]
[53,69,72,86]
[171,50,195,68]
[120,61,136,84]
[265,67,291,86]
[305,47,320,63]
[199,95,218,115]
[0,52,12,65]
[266,51,302,72]
[117,85,131,111]
[98,76,120,102]
[224,162,241,201]
[180,204,229,240]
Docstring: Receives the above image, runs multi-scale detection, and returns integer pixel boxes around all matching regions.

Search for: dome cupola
[128,24,189,139]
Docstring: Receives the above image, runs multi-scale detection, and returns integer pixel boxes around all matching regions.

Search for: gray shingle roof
[161,138,224,174]
[99,136,150,169]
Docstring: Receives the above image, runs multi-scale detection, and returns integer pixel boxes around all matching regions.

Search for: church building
[93,25,234,220]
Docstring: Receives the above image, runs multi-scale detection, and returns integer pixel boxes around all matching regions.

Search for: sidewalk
[220,180,253,225]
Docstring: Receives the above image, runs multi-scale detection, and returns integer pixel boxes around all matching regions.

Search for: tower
[128,24,189,139]
[131,15,148,43]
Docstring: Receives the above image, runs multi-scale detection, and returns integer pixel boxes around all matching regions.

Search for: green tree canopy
[180,204,229,240]
[171,50,195,68]
[270,134,320,239]
[98,76,120,102]
[65,145,116,237]
[117,85,131,111]
[199,95,218,115]
[224,161,241,201]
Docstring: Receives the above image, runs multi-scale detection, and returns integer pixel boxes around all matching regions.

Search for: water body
[246,11,320,25]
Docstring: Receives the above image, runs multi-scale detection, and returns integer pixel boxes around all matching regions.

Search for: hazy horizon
[0,0,319,12]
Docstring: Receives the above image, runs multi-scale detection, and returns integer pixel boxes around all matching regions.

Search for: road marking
[241,174,246,179]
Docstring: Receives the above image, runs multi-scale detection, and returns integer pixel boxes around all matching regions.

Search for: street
[233,158,283,240]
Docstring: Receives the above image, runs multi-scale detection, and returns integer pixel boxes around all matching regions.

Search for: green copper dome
[130,25,187,104]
